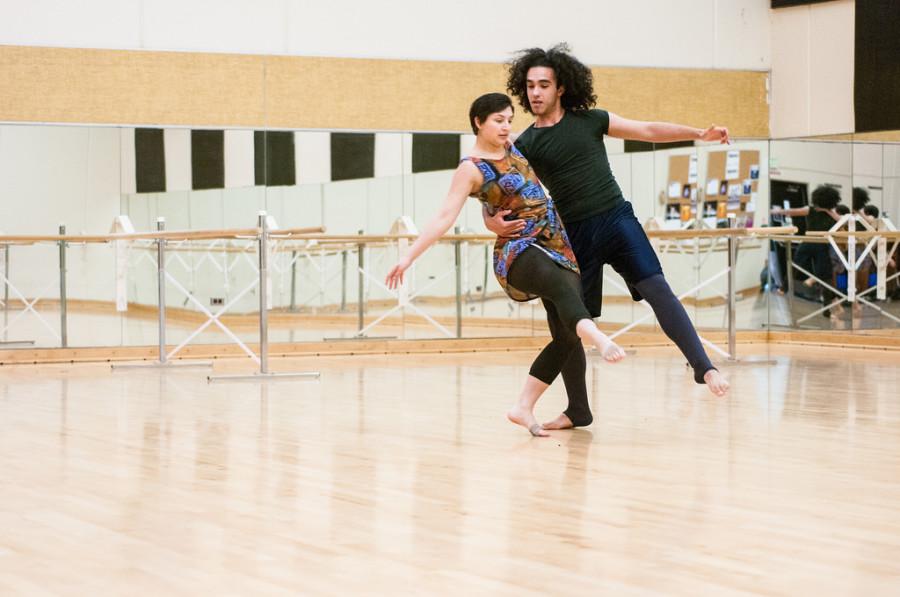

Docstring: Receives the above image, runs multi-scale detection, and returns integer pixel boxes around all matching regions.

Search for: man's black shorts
[564,201,664,318]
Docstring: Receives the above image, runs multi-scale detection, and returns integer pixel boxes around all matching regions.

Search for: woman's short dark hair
[506,43,597,114]
[468,93,513,134]
[812,185,842,210]
[863,204,880,218]
[835,203,851,216]
[852,186,871,211]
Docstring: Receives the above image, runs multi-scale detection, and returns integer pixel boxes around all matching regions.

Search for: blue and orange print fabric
[463,144,579,302]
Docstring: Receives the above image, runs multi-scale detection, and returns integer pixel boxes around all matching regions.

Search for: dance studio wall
[769,0,855,137]
[0,0,774,310]
[0,0,770,136]
[0,0,770,69]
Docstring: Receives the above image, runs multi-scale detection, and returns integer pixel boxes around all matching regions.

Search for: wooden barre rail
[807,230,900,240]
[0,225,801,246]
[0,226,325,244]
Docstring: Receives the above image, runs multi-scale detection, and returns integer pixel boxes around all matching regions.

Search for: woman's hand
[385,256,413,290]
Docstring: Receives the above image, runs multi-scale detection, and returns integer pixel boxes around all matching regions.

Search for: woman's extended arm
[385,163,478,289]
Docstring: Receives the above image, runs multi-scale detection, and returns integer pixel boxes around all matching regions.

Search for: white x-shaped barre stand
[791,215,900,326]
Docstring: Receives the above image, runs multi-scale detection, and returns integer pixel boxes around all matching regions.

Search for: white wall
[0,0,771,70]
[883,145,900,223]
[770,140,853,204]
[769,0,855,137]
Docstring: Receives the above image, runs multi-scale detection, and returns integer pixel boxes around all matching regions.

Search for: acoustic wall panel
[191,130,224,190]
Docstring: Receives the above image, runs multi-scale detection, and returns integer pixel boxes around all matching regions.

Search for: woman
[385,93,625,437]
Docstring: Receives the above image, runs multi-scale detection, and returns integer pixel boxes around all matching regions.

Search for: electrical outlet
[210,297,224,306]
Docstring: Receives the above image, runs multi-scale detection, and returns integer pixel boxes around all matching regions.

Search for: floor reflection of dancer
[386,93,625,437]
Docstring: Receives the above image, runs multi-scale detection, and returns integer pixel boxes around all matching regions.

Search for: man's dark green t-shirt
[514,109,625,223]
[805,207,836,232]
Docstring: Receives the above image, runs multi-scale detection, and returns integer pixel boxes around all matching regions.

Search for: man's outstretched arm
[607,113,729,144]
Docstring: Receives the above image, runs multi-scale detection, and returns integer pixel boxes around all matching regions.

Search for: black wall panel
[255,131,296,187]
[191,130,225,190]
[624,140,693,153]
[412,134,460,173]
[330,133,375,181]
[855,0,900,132]
[135,128,166,193]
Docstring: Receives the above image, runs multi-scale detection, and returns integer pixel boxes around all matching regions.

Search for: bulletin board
[703,149,761,225]
[665,154,699,222]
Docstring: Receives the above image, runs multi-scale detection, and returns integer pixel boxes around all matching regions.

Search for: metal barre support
[208,211,320,383]
[357,231,365,333]
[58,224,67,348]
[158,218,167,363]
[260,213,269,374]
[726,217,737,361]
[112,217,212,370]
[454,226,462,339]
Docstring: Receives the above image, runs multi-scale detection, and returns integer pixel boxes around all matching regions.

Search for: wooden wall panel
[0,45,266,127]
[0,45,769,136]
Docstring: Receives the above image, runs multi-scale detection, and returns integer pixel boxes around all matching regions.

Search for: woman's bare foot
[507,405,549,437]
[542,413,574,430]
[704,369,729,397]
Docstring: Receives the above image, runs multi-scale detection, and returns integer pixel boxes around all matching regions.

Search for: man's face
[526,66,563,115]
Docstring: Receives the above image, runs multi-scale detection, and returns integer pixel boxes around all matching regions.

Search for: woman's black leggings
[507,247,595,425]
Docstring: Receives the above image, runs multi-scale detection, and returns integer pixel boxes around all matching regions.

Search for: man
[486,44,730,430]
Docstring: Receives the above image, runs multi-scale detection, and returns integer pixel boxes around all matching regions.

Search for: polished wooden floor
[1,346,899,595]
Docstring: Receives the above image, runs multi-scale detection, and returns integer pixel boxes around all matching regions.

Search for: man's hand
[483,209,525,237]
[699,125,730,144]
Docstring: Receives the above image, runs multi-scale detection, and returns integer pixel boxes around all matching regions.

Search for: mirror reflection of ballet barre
[776,215,900,327]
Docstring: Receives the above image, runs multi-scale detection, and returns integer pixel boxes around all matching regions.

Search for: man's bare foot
[704,369,729,397]
[542,413,575,430]
[599,340,626,363]
[507,405,549,437]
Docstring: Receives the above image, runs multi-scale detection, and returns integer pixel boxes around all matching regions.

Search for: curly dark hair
[862,203,880,218]
[506,43,597,114]
[812,185,842,210]
[852,186,871,211]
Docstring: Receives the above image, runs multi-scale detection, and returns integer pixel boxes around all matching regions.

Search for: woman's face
[476,106,513,145]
